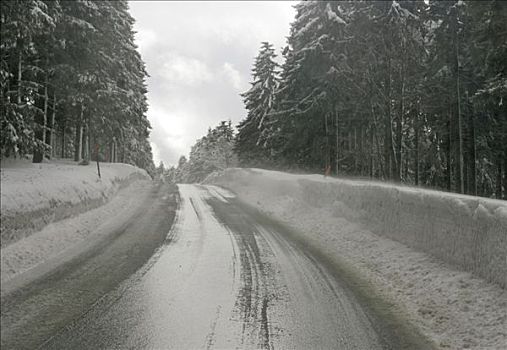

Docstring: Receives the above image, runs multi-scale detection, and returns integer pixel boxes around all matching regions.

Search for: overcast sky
[129,1,296,167]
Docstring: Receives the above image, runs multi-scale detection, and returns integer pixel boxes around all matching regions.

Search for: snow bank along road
[1,160,149,248]
[206,168,507,349]
[0,182,178,350]
[1,160,155,285]
[2,184,433,349]
[207,168,507,289]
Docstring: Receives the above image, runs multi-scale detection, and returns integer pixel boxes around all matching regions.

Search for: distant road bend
[1,184,433,349]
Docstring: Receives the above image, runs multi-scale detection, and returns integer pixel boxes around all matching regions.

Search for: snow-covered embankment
[1,160,150,247]
[207,168,506,288]
[206,168,507,349]
[1,160,153,284]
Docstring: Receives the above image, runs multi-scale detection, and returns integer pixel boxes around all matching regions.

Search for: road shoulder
[2,179,152,289]
[224,197,437,350]
[1,183,178,350]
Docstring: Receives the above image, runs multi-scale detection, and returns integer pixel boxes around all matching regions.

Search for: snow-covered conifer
[236,42,279,166]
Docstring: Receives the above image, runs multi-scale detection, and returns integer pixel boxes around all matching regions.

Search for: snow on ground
[1,158,150,247]
[1,179,153,285]
[205,168,507,350]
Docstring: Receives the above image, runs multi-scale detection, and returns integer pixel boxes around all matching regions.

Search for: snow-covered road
[5,184,431,349]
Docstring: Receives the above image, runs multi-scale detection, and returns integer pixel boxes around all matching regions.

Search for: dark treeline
[1,0,154,174]
[236,0,506,199]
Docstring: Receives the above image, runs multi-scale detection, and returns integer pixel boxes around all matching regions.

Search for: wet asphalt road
[1,184,432,349]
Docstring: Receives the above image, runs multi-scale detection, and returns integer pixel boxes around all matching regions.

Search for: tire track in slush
[206,189,414,349]
[21,184,432,349]
[204,305,222,350]
[207,198,273,350]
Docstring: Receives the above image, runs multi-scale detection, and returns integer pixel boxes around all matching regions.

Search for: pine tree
[242,0,504,199]
[236,42,279,166]
[182,121,237,183]
[468,0,507,198]
[1,0,155,175]
[1,0,60,158]
[272,1,349,170]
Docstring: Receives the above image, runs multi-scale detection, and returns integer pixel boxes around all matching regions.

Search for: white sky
[129,1,297,166]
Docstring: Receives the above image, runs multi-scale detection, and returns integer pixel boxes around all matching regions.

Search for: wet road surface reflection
[4,184,433,349]
[42,184,398,349]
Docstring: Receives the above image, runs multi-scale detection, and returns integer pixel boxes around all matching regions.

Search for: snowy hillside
[206,168,507,349]
[1,159,150,247]
[206,168,507,287]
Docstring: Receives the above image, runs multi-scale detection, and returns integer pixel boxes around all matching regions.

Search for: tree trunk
[110,139,114,162]
[61,118,66,159]
[503,157,507,200]
[455,11,464,194]
[375,123,384,179]
[96,143,101,178]
[385,57,395,180]
[385,115,394,180]
[75,105,84,162]
[335,111,339,175]
[394,115,402,181]
[469,108,477,196]
[49,92,56,158]
[83,117,90,162]
[370,127,374,178]
[74,124,79,161]
[496,158,503,199]
[354,126,358,174]
[33,73,48,163]
[456,59,464,194]
[395,60,405,182]
[324,112,329,168]
[464,153,469,194]
[446,106,452,192]
[78,126,83,160]
[414,109,420,186]
[42,75,48,147]
[17,50,22,105]
[113,138,118,162]
[404,154,409,180]
[358,125,364,175]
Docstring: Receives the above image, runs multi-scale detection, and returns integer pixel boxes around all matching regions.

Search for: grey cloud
[130,1,296,166]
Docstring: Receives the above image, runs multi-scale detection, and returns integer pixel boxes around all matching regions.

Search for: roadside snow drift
[206,168,507,288]
[206,168,507,349]
[1,159,150,247]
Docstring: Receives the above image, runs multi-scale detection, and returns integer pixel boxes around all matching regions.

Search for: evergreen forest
[1,0,154,174]
[235,1,506,199]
